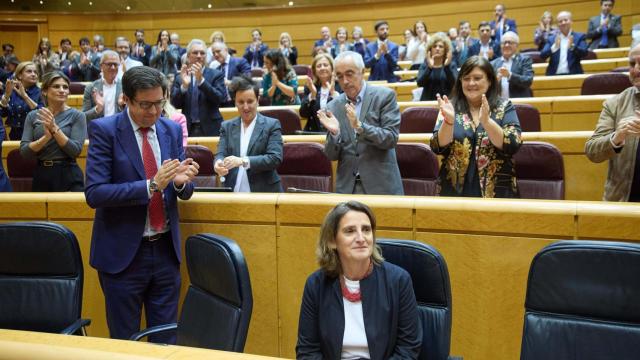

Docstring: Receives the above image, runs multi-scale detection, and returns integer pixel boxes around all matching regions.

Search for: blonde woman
[279,32,298,66]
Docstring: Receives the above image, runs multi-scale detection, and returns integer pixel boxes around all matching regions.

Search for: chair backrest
[584,50,597,60]
[395,143,439,196]
[278,142,332,192]
[580,72,632,95]
[377,239,452,360]
[520,51,545,64]
[69,82,86,95]
[6,149,37,192]
[177,234,253,352]
[514,103,541,132]
[513,141,564,200]
[293,65,312,77]
[0,222,84,333]
[400,107,439,133]
[521,240,640,360]
[610,66,630,73]
[250,68,264,78]
[260,108,302,135]
[185,145,217,188]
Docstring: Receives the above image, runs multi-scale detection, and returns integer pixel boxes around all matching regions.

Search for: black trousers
[32,161,84,192]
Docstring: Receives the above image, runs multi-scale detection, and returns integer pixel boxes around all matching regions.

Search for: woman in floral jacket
[430,55,522,198]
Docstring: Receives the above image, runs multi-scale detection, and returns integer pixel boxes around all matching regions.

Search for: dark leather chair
[185,145,217,188]
[584,50,597,60]
[396,143,439,196]
[580,72,632,95]
[513,141,564,200]
[250,68,264,78]
[610,66,630,73]
[0,222,90,335]
[521,240,640,360]
[279,142,332,192]
[69,82,86,95]
[6,148,37,192]
[520,51,545,64]
[378,239,460,360]
[514,103,541,132]
[260,108,302,135]
[293,64,312,77]
[400,107,439,133]
[131,233,253,352]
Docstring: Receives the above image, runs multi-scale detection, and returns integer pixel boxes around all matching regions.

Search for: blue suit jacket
[490,18,518,43]
[364,41,399,83]
[215,114,283,193]
[85,111,194,274]
[171,67,227,136]
[224,56,252,80]
[540,32,589,75]
[243,44,269,68]
[491,54,534,98]
[296,262,422,359]
[468,40,501,61]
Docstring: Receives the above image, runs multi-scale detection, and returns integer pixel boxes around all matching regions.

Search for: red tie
[140,127,166,231]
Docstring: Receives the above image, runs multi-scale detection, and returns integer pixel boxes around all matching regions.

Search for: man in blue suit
[85,66,199,343]
[364,21,399,83]
[541,11,589,76]
[490,4,518,44]
[469,22,501,61]
[210,42,251,107]
[171,39,227,136]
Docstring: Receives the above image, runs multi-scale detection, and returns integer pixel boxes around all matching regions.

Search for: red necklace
[340,260,374,303]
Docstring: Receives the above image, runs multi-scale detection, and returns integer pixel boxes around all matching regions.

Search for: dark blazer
[171,67,227,136]
[282,46,298,66]
[416,63,458,101]
[453,37,479,68]
[296,261,422,360]
[490,18,518,43]
[82,79,124,121]
[364,41,399,83]
[353,39,370,59]
[586,14,622,49]
[299,83,341,132]
[85,111,194,274]
[491,53,534,98]
[468,40,501,61]
[219,56,252,80]
[130,43,151,66]
[243,43,269,68]
[540,32,589,75]
[69,52,101,82]
[215,114,283,192]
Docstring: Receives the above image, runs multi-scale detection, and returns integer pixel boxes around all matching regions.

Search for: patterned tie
[190,74,200,123]
[139,127,166,231]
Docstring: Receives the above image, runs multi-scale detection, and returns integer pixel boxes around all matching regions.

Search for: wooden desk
[0,329,282,360]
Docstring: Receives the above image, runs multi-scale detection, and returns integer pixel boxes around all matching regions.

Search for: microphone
[286,187,331,194]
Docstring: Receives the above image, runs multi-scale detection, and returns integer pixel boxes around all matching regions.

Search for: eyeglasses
[131,98,166,110]
[101,62,120,68]
[502,41,517,45]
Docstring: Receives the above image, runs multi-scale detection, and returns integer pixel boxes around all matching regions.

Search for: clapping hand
[426,50,435,68]
[92,89,104,114]
[612,110,640,145]
[554,35,561,48]
[436,93,455,125]
[173,158,200,186]
[180,64,192,89]
[498,66,510,79]
[214,159,229,177]
[14,81,27,99]
[154,159,181,191]
[37,107,58,135]
[479,94,491,126]
[345,102,358,129]
[191,62,204,84]
[487,47,494,59]
[445,51,452,66]
[317,109,340,135]
[568,35,574,49]
[307,81,317,99]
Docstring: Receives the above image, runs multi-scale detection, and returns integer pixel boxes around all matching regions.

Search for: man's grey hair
[170,33,180,40]
[334,51,365,71]
[558,11,572,20]
[501,31,519,44]
[101,50,120,63]
[187,39,206,54]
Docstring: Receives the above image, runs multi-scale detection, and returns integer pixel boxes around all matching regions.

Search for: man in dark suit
[541,11,589,76]
[453,21,479,68]
[490,4,518,44]
[469,22,501,61]
[364,21,399,83]
[317,51,403,195]
[491,32,533,98]
[170,32,187,68]
[69,37,100,82]
[82,50,124,122]
[214,75,283,192]
[131,29,151,66]
[85,66,199,343]
[171,39,227,137]
[586,0,622,49]
[313,26,338,55]
[210,42,251,107]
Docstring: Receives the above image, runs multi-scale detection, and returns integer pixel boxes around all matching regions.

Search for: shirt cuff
[173,181,186,192]
[146,179,152,199]
[551,44,559,53]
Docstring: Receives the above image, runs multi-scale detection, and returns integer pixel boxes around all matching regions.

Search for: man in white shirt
[491,31,533,98]
[469,22,501,61]
[540,11,589,75]
[115,37,142,81]
[82,50,124,122]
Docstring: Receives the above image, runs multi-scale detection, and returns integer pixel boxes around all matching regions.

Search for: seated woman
[214,75,283,192]
[296,200,422,359]
[150,29,179,76]
[20,71,87,192]
[0,61,44,140]
[416,32,458,101]
[32,37,60,81]
[299,53,341,133]
[262,49,300,106]
[431,55,522,198]
[406,20,429,70]
[279,32,298,66]
[331,27,353,59]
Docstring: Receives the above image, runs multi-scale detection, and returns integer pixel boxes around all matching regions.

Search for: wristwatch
[149,179,160,193]
[242,157,249,168]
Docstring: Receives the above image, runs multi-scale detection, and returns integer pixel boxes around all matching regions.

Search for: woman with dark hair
[262,49,300,105]
[244,29,269,69]
[296,201,422,359]
[406,20,429,69]
[0,61,44,140]
[416,32,458,101]
[431,55,521,198]
[20,70,87,191]
[33,37,60,80]
[150,29,179,75]
[299,53,341,132]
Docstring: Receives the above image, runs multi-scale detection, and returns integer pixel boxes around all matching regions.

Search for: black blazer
[299,82,341,132]
[416,63,458,101]
[296,261,422,360]
[491,54,534,98]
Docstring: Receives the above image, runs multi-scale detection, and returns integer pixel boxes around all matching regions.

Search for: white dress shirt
[551,32,572,75]
[102,79,117,117]
[499,57,513,100]
[233,116,256,193]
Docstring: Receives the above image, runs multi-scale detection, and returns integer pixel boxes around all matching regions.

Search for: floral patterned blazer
[430,99,522,198]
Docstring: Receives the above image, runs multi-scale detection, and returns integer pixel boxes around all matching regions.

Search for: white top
[551,32,572,75]
[233,116,256,193]
[319,87,330,110]
[406,38,426,65]
[117,57,143,81]
[341,277,370,360]
[102,79,117,117]
[499,57,513,100]
[479,42,491,59]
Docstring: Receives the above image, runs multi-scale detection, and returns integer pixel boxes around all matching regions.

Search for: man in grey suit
[491,32,534,99]
[82,50,124,122]
[214,75,283,192]
[317,51,403,195]
[586,0,622,49]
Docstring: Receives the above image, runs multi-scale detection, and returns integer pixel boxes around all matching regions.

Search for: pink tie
[139,127,166,231]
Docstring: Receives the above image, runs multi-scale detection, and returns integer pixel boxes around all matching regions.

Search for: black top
[416,63,458,101]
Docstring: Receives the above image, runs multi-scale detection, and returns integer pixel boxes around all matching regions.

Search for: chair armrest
[60,318,91,335]
[129,323,177,341]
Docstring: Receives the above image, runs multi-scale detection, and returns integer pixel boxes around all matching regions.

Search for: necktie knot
[139,127,150,136]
